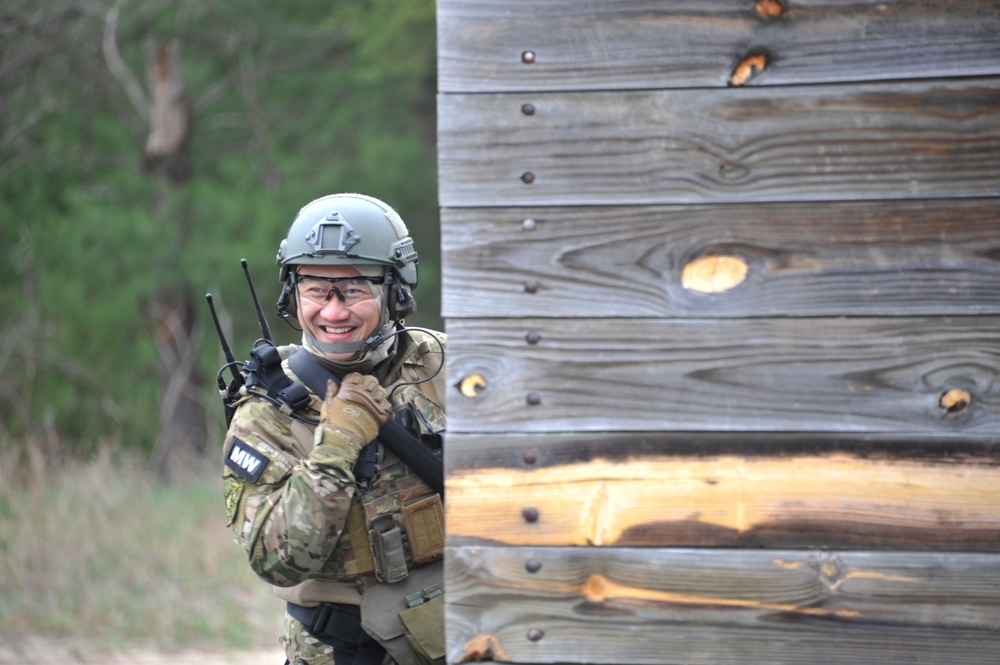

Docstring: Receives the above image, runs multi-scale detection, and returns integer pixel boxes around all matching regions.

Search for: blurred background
[0,0,438,657]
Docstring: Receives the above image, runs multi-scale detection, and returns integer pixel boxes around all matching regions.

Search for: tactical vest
[224,330,446,606]
[287,381,445,587]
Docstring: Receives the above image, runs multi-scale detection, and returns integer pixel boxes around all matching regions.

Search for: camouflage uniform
[223,329,446,665]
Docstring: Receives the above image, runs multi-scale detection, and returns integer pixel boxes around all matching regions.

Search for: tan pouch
[346,501,376,575]
[400,593,445,665]
[360,560,444,665]
[402,493,444,565]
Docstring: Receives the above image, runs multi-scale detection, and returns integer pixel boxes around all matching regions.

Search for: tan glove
[315,373,392,455]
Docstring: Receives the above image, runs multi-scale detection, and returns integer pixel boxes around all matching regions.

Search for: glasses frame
[294,272,386,307]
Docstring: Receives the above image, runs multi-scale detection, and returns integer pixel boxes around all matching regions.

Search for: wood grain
[438,79,1000,206]
[445,317,1000,433]
[446,546,1000,664]
[441,199,1000,318]
[444,433,1000,549]
[436,4,1000,662]
[438,0,1000,92]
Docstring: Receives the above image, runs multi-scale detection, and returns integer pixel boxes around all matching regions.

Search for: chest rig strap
[286,348,445,497]
[242,343,378,489]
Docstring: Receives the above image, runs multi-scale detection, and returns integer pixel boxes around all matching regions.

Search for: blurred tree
[0,0,439,471]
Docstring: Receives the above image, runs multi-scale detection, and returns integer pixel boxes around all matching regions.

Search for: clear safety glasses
[295,274,383,307]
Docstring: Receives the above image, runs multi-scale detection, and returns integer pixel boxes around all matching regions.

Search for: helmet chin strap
[304,326,389,356]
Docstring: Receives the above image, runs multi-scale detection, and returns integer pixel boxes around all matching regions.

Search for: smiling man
[295,265,387,362]
[221,193,446,665]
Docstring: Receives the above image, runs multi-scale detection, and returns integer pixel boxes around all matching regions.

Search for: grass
[0,446,284,652]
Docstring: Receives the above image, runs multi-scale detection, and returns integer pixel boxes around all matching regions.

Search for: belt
[286,602,385,665]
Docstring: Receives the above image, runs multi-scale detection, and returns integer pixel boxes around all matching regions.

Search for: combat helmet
[277,193,418,287]
[276,193,418,324]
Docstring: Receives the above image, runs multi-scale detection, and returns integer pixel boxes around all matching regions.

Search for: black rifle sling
[288,348,444,497]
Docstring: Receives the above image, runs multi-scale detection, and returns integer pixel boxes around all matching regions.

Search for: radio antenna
[205,293,243,389]
[241,258,273,344]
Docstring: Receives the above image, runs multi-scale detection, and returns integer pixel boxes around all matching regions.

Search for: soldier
[221,193,446,665]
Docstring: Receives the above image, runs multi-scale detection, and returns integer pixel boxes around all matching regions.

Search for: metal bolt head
[521,172,536,184]
[523,280,538,294]
[525,558,542,573]
[522,450,538,465]
[526,392,541,406]
[521,103,536,115]
[522,217,536,231]
[522,507,540,523]
[527,628,544,642]
[525,331,542,345]
[522,50,536,64]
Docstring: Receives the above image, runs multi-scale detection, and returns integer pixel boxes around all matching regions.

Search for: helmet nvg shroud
[277,193,418,287]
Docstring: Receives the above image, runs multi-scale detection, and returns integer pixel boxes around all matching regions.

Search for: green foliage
[0,0,440,454]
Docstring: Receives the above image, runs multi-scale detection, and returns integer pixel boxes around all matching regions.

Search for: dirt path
[0,635,285,664]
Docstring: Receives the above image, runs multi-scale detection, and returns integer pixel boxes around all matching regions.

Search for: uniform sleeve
[223,397,360,587]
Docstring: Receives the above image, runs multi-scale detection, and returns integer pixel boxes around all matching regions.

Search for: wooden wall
[436,1,1000,663]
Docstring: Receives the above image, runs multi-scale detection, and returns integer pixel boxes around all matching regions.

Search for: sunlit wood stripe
[445,440,1000,549]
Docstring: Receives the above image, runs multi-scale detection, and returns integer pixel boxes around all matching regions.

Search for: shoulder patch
[225,437,270,483]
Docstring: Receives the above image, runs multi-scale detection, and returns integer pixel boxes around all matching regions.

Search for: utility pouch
[361,560,445,665]
[399,592,444,665]
[346,502,376,575]
[402,493,445,565]
[369,514,408,583]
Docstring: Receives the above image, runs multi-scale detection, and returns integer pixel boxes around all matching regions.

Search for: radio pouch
[360,559,445,665]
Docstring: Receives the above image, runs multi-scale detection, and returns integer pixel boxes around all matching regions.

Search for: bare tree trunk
[144,39,191,184]
[143,38,204,482]
[150,288,205,481]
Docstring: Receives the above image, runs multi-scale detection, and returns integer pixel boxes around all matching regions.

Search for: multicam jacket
[222,329,446,608]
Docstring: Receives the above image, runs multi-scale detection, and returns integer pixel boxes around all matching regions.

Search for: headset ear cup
[388,274,414,319]
[276,281,295,319]
[399,285,414,318]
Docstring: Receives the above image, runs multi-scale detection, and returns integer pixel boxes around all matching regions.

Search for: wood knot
[940,388,971,413]
[460,633,508,662]
[755,0,785,18]
[682,255,749,293]
[730,53,768,86]
[581,573,610,602]
[458,374,487,398]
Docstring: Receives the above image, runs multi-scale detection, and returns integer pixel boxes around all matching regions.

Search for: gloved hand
[315,373,392,456]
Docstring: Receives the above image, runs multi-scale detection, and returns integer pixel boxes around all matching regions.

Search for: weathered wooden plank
[445,546,1000,664]
[441,199,1000,318]
[437,80,1000,206]
[447,431,1000,468]
[445,317,1000,433]
[438,0,1000,92]
[444,433,1000,549]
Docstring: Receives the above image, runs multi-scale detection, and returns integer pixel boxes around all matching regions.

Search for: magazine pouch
[360,559,445,665]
